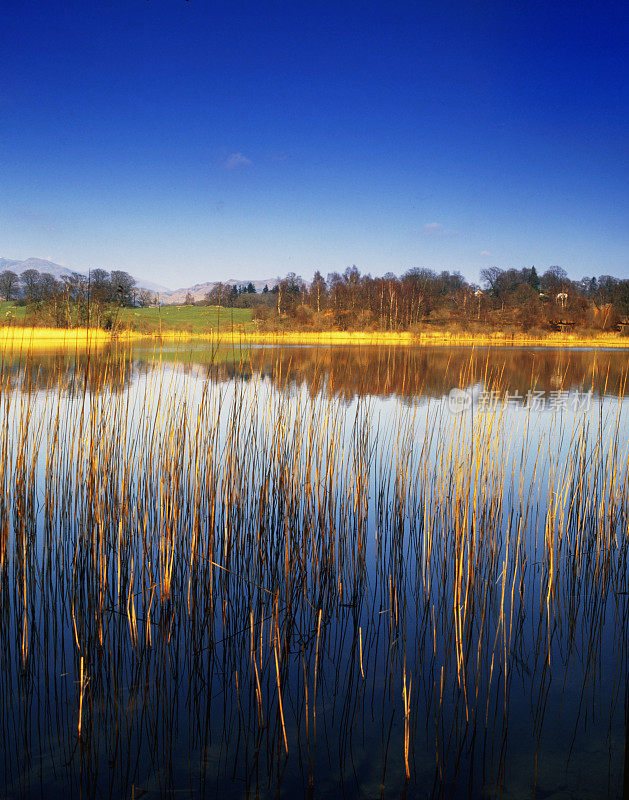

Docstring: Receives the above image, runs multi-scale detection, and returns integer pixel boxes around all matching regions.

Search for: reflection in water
[1,342,628,401]
[0,345,628,799]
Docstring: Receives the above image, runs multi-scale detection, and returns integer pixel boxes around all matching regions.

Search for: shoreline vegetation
[1,324,629,350]
[2,264,629,342]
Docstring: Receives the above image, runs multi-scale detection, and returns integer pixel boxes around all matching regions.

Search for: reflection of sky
[11,350,628,569]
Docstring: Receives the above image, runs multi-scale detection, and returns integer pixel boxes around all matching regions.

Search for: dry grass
[2,325,629,351]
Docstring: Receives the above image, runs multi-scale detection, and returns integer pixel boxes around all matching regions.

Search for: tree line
[2,263,628,332]
[246,265,629,332]
[0,268,153,327]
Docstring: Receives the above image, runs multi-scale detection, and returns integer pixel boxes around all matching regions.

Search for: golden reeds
[0,345,626,797]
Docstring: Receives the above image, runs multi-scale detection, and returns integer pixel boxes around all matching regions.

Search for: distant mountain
[158,278,278,305]
[0,257,75,281]
[134,278,172,293]
[0,258,278,303]
[0,257,170,293]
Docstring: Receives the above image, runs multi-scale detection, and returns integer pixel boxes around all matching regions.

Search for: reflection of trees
[2,345,626,402]
[0,347,134,395]
[203,346,629,402]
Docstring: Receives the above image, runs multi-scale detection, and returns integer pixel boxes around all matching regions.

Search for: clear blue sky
[1,0,627,288]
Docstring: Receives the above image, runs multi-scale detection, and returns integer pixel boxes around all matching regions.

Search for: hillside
[0,257,76,281]
[159,277,277,304]
[0,257,170,293]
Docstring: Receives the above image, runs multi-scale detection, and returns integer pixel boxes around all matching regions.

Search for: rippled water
[1,343,628,799]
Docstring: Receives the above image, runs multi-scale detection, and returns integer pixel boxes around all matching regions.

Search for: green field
[118,305,253,333]
[0,303,253,333]
[0,301,27,322]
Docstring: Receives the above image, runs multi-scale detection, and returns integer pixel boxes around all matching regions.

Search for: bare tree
[0,270,19,301]
[110,270,136,306]
[21,269,41,302]
[137,289,155,307]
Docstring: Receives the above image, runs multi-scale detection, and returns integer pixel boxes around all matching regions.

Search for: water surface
[1,343,628,799]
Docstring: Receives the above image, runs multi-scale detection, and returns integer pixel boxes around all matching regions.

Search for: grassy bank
[2,302,628,348]
[1,325,629,351]
[0,326,117,350]
[204,329,629,348]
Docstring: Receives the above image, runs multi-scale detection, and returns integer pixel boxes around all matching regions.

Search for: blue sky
[1,1,627,288]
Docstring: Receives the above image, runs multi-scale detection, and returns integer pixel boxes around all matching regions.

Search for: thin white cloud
[224,152,252,170]
[422,222,459,237]
[480,250,491,256]
[423,222,443,233]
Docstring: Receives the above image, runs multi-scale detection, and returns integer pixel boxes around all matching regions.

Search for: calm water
[1,344,628,799]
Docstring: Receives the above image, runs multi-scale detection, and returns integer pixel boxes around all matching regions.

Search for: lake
[1,343,628,799]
